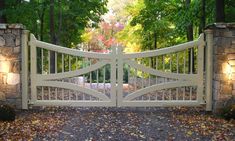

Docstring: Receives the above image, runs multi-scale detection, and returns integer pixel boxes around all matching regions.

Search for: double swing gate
[24,33,206,108]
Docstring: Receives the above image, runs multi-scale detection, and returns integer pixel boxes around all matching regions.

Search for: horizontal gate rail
[124,81,197,101]
[117,101,202,107]
[30,101,116,107]
[37,81,110,101]
[124,59,198,81]
[34,39,112,59]
[36,60,109,81]
[123,39,199,59]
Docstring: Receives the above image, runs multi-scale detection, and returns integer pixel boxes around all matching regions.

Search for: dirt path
[1,107,234,141]
[34,108,234,141]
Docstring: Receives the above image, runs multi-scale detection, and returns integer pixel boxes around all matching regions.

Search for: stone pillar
[206,23,235,113]
[0,24,25,109]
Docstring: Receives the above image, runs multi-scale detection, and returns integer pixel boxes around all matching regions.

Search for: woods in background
[0,0,234,51]
[0,0,108,47]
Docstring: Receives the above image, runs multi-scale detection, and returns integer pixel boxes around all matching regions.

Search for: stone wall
[206,23,235,113]
[0,24,25,109]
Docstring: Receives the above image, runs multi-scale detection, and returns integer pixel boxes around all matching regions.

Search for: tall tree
[199,0,206,34]
[130,0,174,51]
[153,31,157,49]
[37,1,47,41]
[0,0,7,23]
[57,0,62,44]
[216,0,225,22]
[185,0,194,73]
[50,0,56,44]
[50,0,56,73]
[186,0,193,42]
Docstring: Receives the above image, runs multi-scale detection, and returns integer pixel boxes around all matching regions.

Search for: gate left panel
[29,34,116,107]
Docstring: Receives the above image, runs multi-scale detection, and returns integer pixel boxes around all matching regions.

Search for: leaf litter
[0,107,234,141]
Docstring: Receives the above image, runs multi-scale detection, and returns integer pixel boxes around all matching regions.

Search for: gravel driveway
[33,107,234,141]
[1,107,234,141]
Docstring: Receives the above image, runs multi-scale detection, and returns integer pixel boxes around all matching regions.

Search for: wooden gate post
[110,45,118,106]
[29,34,37,104]
[117,46,123,107]
[197,34,205,104]
[21,30,29,109]
[205,29,213,111]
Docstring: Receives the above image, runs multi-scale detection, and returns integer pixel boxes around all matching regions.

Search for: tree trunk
[154,31,157,50]
[50,0,56,44]
[200,0,207,72]
[199,0,205,34]
[152,31,157,68]
[148,32,151,50]
[186,0,195,74]
[186,0,194,41]
[58,0,62,45]
[216,0,225,22]
[39,2,46,41]
[40,13,44,41]
[0,0,7,23]
[50,0,56,73]
[186,25,194,41]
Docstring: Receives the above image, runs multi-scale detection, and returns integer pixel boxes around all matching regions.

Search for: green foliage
[3,0,108,47]
[221,104,235,120]
[129,0,182,50]
[86,65,111,83]
[117,0,235,53]
[0,104,16,121]
[225,0,235,22]
[58,0,108,47]
[4,0,39,34]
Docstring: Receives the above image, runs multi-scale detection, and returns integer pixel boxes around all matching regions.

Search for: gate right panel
[117,34,205,107]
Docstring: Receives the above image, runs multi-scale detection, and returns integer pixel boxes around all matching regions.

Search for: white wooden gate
[29,34,117,107]
[27,33,205,107]
[117,34,205,107]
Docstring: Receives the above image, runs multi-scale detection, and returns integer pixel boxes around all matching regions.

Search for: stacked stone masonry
[207,23,235,112]
[0,24,25,109]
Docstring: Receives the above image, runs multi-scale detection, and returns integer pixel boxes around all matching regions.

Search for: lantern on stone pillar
[226,54,235,80]
[0,55,10,84]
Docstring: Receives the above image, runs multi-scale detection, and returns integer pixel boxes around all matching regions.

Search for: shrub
[0,104,16,121]
[221,104,235,120]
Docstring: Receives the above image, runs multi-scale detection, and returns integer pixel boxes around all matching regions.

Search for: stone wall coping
[205,23,235,29]
[0,24,25,29]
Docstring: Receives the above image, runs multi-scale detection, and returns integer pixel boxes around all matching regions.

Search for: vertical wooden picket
[29,34,37,104]
[21,30,29,109]
[110,46,117,106]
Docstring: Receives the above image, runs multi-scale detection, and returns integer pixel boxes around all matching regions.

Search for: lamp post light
[0,55,20,85]
[0,56,10,84]
[226,54,235,81]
